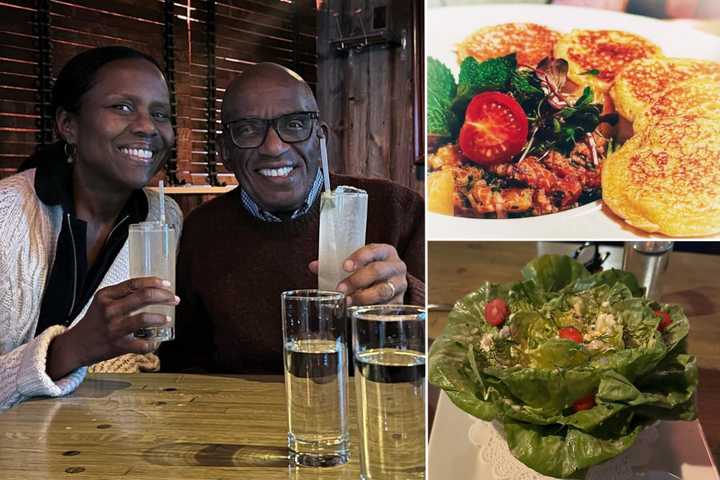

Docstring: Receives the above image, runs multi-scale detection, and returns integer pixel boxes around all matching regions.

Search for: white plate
[427,4,720,240]
[429,392,720,480]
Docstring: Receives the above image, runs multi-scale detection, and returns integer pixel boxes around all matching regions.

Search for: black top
[33,159,148,336]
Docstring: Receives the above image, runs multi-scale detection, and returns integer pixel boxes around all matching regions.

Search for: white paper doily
[468,420,659,480]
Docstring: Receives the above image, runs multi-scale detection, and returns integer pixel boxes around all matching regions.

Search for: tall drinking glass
[128,221,176,341]
[318,186,368,290]
[623,241,674,301]
[351,305,426,480]
[281,290,350,467]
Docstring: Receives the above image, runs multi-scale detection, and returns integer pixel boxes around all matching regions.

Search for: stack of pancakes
[456,23,720,236]
[605,65,720,236]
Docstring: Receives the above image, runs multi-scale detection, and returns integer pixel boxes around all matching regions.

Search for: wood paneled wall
[316,0,424,195]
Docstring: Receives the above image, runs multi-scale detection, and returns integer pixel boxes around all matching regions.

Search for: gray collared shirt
[240,168,325,222]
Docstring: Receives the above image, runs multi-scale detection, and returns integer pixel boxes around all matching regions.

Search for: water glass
[351,305,426,480]
[623,242,674,301]
[281,290,349,467]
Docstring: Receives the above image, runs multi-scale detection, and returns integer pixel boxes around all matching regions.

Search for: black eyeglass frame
[223,111,320,149]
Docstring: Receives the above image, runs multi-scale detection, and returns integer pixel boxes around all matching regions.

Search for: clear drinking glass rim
[350,304,426,322]
[282,289,345,301]
[129,221,176,231]
[321,190,367,198]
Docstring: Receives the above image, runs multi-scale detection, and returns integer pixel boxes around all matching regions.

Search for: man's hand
[309,243,407,306]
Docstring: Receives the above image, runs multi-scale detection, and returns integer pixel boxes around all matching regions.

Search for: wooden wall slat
[3,0,35,17]
[0,60,38,76]
[216,5,296,32]
[1,44,36,63]
[50,0,164,24]
[317,0,422,194]
[215,32,315,60]
[0,154,29,168]
[0,100,37,115]
[50,9,162,39]
[367,46,391,179]
[0,113,36,128]
[0,29,35,47]
[0,72,36,89]
[0,86,36,102]
[0,138,36,153]
[220,0,294,16]
[0,0,35,9]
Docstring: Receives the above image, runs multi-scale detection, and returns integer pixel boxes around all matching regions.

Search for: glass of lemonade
[318,186,368,291]
[128,221,176,342]
[351,305,426,480]
[281,290,350,467]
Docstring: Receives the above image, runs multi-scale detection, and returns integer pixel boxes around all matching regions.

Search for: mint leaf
[428,56,456,103]
[427,57,458,140]
[457,54,517,99]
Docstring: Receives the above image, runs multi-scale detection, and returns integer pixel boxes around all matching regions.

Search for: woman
[0,46,183,410]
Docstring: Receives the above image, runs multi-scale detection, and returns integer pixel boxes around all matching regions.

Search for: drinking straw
[159,180,166,225]
[159,180,169,257]
[320,132,331,193]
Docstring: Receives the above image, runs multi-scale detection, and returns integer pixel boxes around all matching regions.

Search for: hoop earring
[64,143,76,164]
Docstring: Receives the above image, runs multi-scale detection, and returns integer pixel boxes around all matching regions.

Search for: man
[159,63,424,374]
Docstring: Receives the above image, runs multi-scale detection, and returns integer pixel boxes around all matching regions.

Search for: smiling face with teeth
[220,64,322,214]
[56,58,174,193]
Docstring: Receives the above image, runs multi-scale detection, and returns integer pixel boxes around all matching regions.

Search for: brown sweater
[159,174,425,374]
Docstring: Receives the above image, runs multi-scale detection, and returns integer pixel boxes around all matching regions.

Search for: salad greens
[427,54,617,157]
[429,255,697,478]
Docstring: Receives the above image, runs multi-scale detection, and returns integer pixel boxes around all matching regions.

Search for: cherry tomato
[558,327,583,344]
[484,298,509,327]
[655,310,672,332]
[573,394,596,412]
[458,91,529,165]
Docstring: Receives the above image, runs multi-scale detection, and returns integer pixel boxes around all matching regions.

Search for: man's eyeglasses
[224,111,319,149]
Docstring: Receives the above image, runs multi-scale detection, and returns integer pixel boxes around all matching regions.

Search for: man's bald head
[221,63,317,122]
[219,62,324,214]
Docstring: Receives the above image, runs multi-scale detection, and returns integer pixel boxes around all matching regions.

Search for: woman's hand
[46,277,179,380]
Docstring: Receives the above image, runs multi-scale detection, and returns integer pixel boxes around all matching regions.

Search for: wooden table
[0,374,363,479]
[428,242,720,468]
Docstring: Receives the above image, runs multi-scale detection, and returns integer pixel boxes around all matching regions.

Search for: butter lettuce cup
[429,255,697,479]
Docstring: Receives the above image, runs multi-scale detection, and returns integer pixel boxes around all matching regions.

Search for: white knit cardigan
[0,168,182,411]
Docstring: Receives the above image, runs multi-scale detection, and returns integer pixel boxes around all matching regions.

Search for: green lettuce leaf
[572,269,643,297]
[521,255,590,292]
[503,419,643,478]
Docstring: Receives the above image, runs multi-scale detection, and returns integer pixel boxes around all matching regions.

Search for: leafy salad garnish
[427,54,617,158]
[429,255,697,478]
